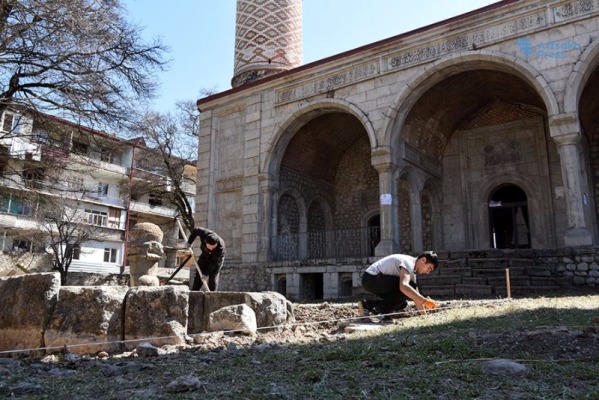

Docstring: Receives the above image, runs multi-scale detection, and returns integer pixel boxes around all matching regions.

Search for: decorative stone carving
[127,222,164,287]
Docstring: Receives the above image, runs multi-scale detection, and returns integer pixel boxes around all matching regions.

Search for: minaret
[232,0,303,88]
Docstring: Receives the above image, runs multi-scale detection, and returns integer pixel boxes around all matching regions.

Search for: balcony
[130,200,178,218]
[0,214,38,230]
[70,153,128,176]
[85,193,125,208]
[272,227,381,261]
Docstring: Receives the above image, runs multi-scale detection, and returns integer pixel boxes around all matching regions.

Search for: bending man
[186,227,225,291]
[359,251,439,319]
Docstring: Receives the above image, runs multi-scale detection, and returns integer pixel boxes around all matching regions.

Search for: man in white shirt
[358,251,439,319]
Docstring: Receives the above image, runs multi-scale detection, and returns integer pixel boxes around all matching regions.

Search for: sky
[123,1,500,113]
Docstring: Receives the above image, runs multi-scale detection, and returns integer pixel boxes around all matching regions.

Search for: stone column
[409,172,427,253]
[259,175,278,262]
[372,147,399,255]
[549,114,593,246]
[127,222,164,287]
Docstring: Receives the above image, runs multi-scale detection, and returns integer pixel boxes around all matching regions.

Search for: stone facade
[197,0,599,300]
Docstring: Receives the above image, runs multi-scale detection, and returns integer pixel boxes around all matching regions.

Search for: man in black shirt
[185,227,225,291]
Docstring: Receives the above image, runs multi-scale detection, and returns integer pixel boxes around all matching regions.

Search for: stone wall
[419,248,599,299]
[265,247,598,301]
[0,272,291,357]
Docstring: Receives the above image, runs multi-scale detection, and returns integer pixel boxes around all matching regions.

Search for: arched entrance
[488,185,530,249]
[274,111,378,260]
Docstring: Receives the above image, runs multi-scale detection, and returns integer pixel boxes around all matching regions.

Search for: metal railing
[273,226,380,261]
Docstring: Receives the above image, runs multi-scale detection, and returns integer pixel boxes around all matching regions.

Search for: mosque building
[195,0,599,299]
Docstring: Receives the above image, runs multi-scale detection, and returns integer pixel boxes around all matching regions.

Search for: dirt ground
[191,298,599,362]
[1,297,598,399]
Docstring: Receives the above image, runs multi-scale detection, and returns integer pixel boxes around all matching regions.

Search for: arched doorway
[489,185,530,249]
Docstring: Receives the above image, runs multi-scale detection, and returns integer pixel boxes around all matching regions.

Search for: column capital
[371,146,398,173]
[548,113,580,145]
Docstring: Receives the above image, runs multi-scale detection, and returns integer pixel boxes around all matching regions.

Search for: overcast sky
[123,1,500,112]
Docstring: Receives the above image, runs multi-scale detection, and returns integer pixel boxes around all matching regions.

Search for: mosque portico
[197,0,599,299]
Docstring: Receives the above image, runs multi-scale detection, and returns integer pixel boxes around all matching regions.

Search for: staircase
[418,252,570,299]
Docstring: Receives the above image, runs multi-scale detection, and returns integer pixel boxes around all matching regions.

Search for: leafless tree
[0,0,167,131]
[132,99,202,232]
[32,192,109,284]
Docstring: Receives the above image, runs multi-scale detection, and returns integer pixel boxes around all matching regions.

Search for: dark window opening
[301,273,323,300]
[367,214,381,256]
[489,185,530,249]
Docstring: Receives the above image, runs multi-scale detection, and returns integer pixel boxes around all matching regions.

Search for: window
[97,182,109,196]
[72,141,88,156]
[12,239,32,252]
[108,208,120,228]
[22,168,44,188]
[2,112,20,133]
[73,244,81,260]
[0,196,32,216]
[149,191,162,206]
[84,209,108,226]
[104,248,117,263]
[100,148,113,163]
[2,113,14,132]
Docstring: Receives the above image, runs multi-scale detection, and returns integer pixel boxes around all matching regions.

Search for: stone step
[418,275,463,285]
[496,285,562,297]
[420,284,564,299]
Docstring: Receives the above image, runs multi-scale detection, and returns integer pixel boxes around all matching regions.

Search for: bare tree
[0,0,167,131]
[132,100,202,231]
[33,192,108,284]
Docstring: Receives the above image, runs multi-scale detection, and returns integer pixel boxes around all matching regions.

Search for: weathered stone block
[209,304,257,335]
[44,286,129,355]
[190,291,247,334]
[245,291,294,329]
[0,273,60,356]
[124,286,189,347]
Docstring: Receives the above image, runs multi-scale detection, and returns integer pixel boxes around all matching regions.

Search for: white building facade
[0,110,195,278]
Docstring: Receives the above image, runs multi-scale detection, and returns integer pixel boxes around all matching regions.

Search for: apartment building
[0,108,196,278]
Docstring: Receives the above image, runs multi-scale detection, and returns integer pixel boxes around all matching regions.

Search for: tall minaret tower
[232,0,303,88]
